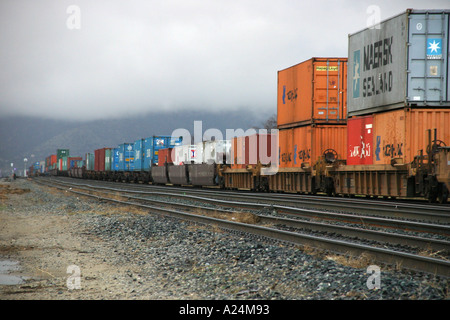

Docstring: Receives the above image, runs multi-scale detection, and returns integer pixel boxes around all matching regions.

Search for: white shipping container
[173,145,200,165]
[203,140,231,164]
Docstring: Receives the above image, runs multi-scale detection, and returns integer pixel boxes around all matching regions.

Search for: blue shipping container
[142,136,183,170]
[112,148,120,171]
[118,143,134,171]
[134,139,145,171]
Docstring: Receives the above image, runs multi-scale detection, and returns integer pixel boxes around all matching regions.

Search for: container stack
[277,57,348,167]
[347,9,450,166]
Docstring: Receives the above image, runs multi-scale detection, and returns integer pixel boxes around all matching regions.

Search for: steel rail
[48,176,450,223]
[42,178,450,236]
[41,181,450,277]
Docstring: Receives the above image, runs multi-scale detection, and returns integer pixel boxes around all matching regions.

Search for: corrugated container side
[85,153,95,171]
[69,157,82,169]
[231,134,275,169]
[134,139,145,171]
[348,9,450,116]
[105,149,112,171]
[347,115,374,165]
[278,57,348,128]
[278,125,347,168]
[174,145,199,165]
[95,148,106,171]
[158,148,174,166]
[371,108,450,164]
[143,136,183,169]
[203,140,231,164]
[118,143,134,171]
[112,148,119,171]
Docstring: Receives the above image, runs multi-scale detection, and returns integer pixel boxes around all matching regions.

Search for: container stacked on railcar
[330,9,450,202]
[33,8,449,203]
[262,57,348,195]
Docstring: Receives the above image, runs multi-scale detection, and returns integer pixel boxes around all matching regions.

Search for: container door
[313,59,347,122]
[408,12,449,104]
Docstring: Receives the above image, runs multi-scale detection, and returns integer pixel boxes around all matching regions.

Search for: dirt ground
[0,179,167,300]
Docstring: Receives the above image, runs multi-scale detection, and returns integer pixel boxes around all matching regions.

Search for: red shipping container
[158,148,174,166]
[95,148,110,171]
[51,155,57,165]
[347,116,374,165]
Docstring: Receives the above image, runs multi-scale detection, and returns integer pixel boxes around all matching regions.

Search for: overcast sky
[0,0,448,121]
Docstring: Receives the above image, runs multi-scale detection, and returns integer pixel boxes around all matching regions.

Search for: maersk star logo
[353,50,360,98]
[427,38,442,58]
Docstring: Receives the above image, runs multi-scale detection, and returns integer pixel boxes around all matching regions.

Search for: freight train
[30,9,450,204]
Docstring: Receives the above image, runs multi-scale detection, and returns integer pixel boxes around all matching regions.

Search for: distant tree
[262,114,277,130]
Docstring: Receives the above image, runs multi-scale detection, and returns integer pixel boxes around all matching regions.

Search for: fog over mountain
[0,109,273,176]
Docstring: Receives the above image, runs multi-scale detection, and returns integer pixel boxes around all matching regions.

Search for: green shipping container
[105,148,113,171]
[62,156,68,171]
[57,149,70,160]
[85,153,95,171]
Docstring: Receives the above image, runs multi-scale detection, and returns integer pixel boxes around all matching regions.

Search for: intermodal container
[158,148,174,166]
[348,9,450,116]
[277,57,348,129]
[134,139,145,171]
[143,136,183,169]
[39,161,45,173]
[69,157,83,169]
[85,153,95,171]
[57,149,70,160]
[118,143,134,171]
[105,148,113,171]
[354,108,450,165]
[231,133,275,169]
[203,140,231,164]
[95,148,112,172]
[278,125,347,168]
[112,148,120,171]
[61,157,68,171]
[347,115,374,165]
[173,145,199,165]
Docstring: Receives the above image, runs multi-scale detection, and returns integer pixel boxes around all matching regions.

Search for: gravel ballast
[0,178,448,302]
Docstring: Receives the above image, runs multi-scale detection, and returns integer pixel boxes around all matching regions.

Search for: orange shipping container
[370,108,450,165]
[277,57,347,129]
[278,125,347,168]
[231,134,275,169]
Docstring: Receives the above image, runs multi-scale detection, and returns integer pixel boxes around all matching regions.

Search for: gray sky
[0,0,448,121]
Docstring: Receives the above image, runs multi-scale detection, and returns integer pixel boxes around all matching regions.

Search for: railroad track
[34,177,450,277]
[48,176,450,224]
